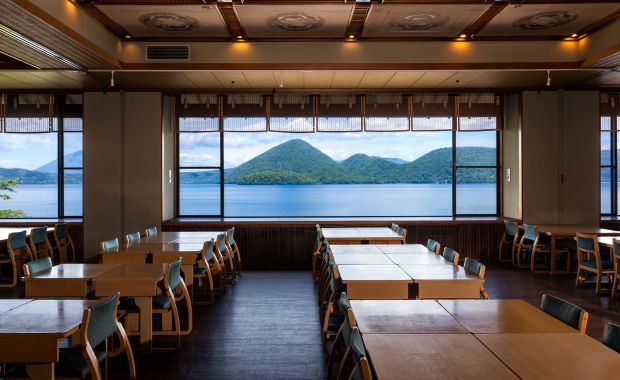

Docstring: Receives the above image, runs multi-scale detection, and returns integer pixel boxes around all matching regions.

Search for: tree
[0,179,28,218]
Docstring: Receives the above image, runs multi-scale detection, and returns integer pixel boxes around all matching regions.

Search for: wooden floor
[1,264,619,379]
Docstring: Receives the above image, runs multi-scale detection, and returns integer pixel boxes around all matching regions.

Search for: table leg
[25,363,54,380]
[550,237,557,274]
[134,296,153,352]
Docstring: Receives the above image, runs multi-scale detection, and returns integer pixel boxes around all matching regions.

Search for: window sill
[0,218,83,226]
[164,216,502,226]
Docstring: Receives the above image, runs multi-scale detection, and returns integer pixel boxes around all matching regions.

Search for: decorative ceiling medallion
[513,11,577,30]
[139,13,201,32]
[390,13,449,31]
[267,13,324,31]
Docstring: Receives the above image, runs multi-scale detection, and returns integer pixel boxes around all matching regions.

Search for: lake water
[1,183,498,218]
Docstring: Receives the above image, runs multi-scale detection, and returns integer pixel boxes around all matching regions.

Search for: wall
[503,94,522,220]
[83,91,163,259]
[162,95,175,221]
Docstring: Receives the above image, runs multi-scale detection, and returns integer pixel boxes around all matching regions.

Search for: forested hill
[223,139,496,185]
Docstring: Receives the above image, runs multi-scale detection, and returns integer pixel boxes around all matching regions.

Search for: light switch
[168,169,172,184]
[506,168,511,182]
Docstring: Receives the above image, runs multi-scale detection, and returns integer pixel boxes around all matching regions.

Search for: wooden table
[0,299,90,380]
[387,253,451,265]
[595,236,620,249]
[439,299,578,334]
[350,300,468,334]
[329,244,384,254]
[364,334,518,379]
[378,244,434,254]
[92,264,166,352]
[477,333,620,379]
[336,264,412,299]
[400,264,483,299]
[331,253,393,265]
[321,227,404,245]
[24,264,119,298]
[0,299,33,314]
[139,231,223,244]
[536,225,620,273]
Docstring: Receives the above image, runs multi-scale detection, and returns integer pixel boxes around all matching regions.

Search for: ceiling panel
[242,71,277,89]
[303,71,335,88]
[411,72,457,88]
[479,3,620,37]
[438,71,485,88]
[181,72,221,88]
[384,72,426,88]
[364,4,491,38]
[212,72,250,88]
[276,71,304,89]
[357,71,396,88]
[96,5,229,38]
[236,4,354,38]
[331,71,365,88]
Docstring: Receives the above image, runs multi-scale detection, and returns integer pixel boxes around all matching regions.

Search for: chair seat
[152,295,171,309]
[193,267,208,275]
[56,350,108,378]
[117,297,139,312]
[581,260,614,270]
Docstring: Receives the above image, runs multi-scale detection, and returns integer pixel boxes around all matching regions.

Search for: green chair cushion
[194,267,207,275]
[581,260,613,270]
[152,295,171,309]
[56,350,107,378]
[603,323,620,353]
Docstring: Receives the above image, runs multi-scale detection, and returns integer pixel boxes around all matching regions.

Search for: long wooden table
[336,264,412,299]
[400,264,483,299]
[535,225,620,274]
[139,231,223,244]
[24,263,120,298]
[0,299,90,380]
[321,227,404,244]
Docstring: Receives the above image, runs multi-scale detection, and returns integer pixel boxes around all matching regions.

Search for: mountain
[0,167,57,184]
[37,150,83,173]
[221,139,496,185]
[384,158,408,164]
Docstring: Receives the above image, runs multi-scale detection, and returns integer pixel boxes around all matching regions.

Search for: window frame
[601,116,617,216]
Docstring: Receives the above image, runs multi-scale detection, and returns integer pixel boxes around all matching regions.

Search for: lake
[1,183,498,218]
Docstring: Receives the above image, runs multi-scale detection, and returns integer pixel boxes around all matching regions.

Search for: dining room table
[321,227,404,245]
[24,263,120,298]
[336,264,412,299]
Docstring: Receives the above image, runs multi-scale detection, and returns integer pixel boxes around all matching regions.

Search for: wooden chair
[463,257,489,299]
[28,226,53,262]
[320,263,340,325]
[611,239,620,299]
[225,227,242,276]
[153,257,193,342]
[1,230,33,287]
[427,239,441,254]
[312,224,325,280]
[575,233,614,294]
[124,232,141,244]
[144,226,158,237]
[518,224,569,273]
[321,280,347,354]
[442,247,459,266]
[603,322,620,353]
[23,256,53,278]
[54,223,75,262]
[55,292,136,380]
[327,307,357,379]
[193,239,216,304]
[390,223,399,232]
[499,220,519,264]
[540,294,588,333]
[216,232,235,283]
[395,226,407,244]
[99,238,120,253]
[341,327,372,380]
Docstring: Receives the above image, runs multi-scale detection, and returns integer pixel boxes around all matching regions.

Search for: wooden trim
[121,61,582,71]
[216,2,246,39]
[581,42,620,68]
[460,3,507,37]
[345,2,371,39]
[78,2,132,38]
[12,0,121,68]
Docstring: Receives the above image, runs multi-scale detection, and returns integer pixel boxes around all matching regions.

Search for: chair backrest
[338,292,351,314]
[396,226,407,239]
[226,227,236,247]
[167,257,184,290]
[575,234,596,252]
[28,227,52,260]
[427,239,441,254]
[341,307,357,347]
[349,327,371,380]
[522,224,538,242]
[100,238,119,252]
[463,257,485,279]
[216,233,228,256]
[24,257,53,277]
[8,231,32,261]
[125,232,140,244]
[145,227,158,237]
[613,239,620,258]
[85,292,120,348]
[55,223,69,239]
[442,247,459,265]
[391,223,399,232]
[202,239,215,261]
[540,294,588,333]
[503,220,518,237]
[29,227,48,245]
[603,322,620,353]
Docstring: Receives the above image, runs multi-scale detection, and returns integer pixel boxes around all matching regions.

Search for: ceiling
[78,1,620,41]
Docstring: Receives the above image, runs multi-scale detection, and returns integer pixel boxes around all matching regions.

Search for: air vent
[146,45,190,61]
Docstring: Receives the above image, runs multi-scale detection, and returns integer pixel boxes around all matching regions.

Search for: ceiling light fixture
[458,34,467,39]
[571,33,578,38]
[110,71,115,87]
[0,23,81,70]
[124,35,132,39]
[546,70,551,87]
[348,34,356,39]
[236,35,244,39]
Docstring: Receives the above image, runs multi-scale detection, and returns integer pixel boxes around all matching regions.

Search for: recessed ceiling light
[458,34,467,39]
[236,35,244,39]
[124,35,132,39]
[348,35,356,39]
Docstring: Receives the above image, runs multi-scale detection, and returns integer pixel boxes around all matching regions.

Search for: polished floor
[1,265,620,379]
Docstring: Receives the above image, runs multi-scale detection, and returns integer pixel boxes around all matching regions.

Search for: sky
[0,132,82,170]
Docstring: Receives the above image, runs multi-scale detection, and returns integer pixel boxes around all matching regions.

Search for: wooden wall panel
[163,220,503,269]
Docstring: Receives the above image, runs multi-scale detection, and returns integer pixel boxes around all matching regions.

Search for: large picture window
[176,93,500,217]
[600,93,619,216]
[0,94,83,218]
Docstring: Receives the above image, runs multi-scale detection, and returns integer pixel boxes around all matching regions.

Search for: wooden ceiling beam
[578,8,620,36]
[460,2,507,37]
[76,1,133,38]
[345,1,372,39]
[216,1,246,40]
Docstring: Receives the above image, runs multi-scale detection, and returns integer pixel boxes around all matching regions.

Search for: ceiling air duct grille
[146,45,190,61]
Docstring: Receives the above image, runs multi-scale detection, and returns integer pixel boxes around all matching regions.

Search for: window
[0,94,83,218]
[176,93,500,217]
[600,93,619,216]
